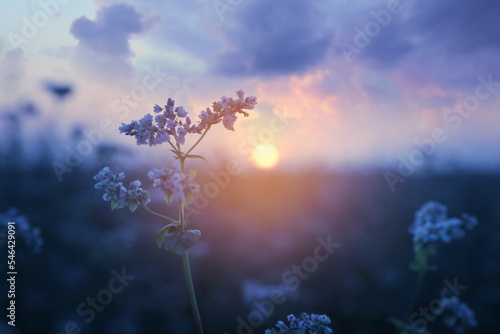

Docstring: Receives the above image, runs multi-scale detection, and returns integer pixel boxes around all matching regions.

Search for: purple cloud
[70,4,146,80]
[213,0,333,77]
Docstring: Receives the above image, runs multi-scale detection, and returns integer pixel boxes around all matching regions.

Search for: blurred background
[1,0,499,333]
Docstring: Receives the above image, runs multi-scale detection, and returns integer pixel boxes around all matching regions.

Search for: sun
[252,144,279,169]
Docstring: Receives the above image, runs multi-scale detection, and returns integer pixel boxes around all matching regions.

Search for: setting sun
[252,144,279,169]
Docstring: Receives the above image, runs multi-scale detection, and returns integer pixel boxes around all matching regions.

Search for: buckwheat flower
[177,127,187,145]
[127,180,151,206]
[153,104,163,113]
[118,120,139,135]
[166,119,177,131]
[152,130,170,146]
[94,167,127,206]
[461,213,478,230]
[440,296,478,334]
[197,107,220,130]
[409,201,478,251]
[120,113,172,147]
[194,90,257,131]
[155,113,167,129]
[176,106,188,118]
[244,95,257,109]
[0,208,44,253]
[164,98,176,119]
[236,89,244,100]
[94,167,125,189]
[222,112,237,131]
[94,167,150,210]
[147,161,199,204]
[265,313,333,334]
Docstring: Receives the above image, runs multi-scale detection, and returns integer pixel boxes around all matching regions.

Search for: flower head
[147,161,199,204]
[440,296,478,333]
[265,313,333,334]
[409,201,478,252]
[0,208,44,253]
[202,90,257,131]
[119,113,172,147]
[176,106,188,118]
[119,90,257,147]
[94,167,150,210]
[153,104,163,113]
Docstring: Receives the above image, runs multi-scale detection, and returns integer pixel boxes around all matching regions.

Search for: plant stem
[185,125,210,156]
[404,270,426,320]
[179,159,204,334]
[168,140,178,152]
[141,204,177,223]
[182,251,204,334]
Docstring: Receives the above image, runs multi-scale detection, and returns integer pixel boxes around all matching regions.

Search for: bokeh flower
[265,313,333,334]
[440,296,478,334]
[409,201,478,252]
[0,208,43,253]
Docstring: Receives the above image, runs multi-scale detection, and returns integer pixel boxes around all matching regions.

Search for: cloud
[0,48,25,102]
[412,0,500,53]
[337,0,500,74]
[212,0,334,77]
[70,3,147,81]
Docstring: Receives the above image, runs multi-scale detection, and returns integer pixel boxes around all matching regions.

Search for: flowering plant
[0,208,43,253]
[409,201,478,272]
[265,313,333,334]
[389,201,478,334]
[94,90,257,333]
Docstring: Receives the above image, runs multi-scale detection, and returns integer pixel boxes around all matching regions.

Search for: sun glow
[252,144,279,169]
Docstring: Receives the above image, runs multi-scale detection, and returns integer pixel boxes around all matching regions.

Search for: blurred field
[1,141,499,333]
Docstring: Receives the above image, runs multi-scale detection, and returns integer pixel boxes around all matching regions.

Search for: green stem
[168,140,178,152]
[182,251,204,334]
[404,270,426,321]
[141,204,177,223]
[185,125,210,156]
[179,159,204,334]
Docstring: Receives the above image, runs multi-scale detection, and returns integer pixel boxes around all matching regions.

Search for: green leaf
[185,192,195,206]
[156,222,180,248]
[386,317,405,329]
[386,317,430,334]
[410,244,439,272]
[111,200,120,210]
[163,191,174,205]
[170,149,183,158]
[163,230,201,254]
[129,200,139,213]
[186,155,208,164]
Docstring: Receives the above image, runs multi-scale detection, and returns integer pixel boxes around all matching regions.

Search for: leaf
[163,191,174,205]
[163,230,201,254]
[410,244,439,272]
[111,200,120,210]
[386,317,404,329]
[170,149,183,158]
[185,192,195,206]
[156,222,180,248]
[129,200,139,213]
[386,317,430,334]
[186,155,208,164]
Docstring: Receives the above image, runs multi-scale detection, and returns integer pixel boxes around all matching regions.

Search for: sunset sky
[1,0,500,172]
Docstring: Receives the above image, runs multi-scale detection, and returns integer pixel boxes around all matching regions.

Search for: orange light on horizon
[252,144,279,169]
